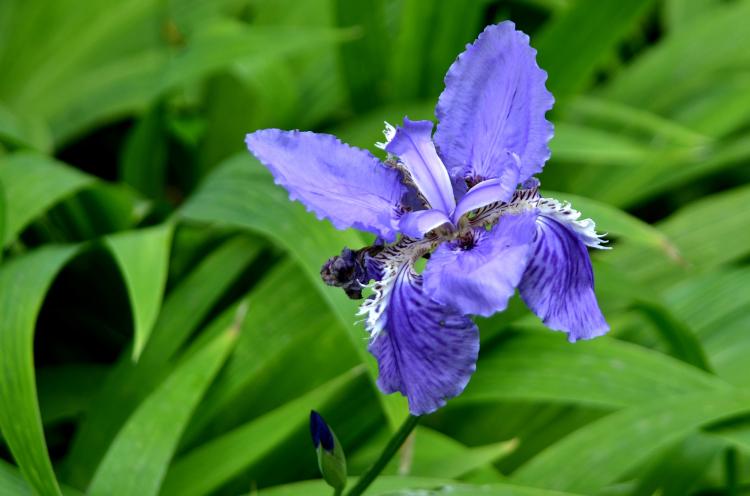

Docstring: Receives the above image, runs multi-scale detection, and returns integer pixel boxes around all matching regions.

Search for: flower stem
[345,415,421,496]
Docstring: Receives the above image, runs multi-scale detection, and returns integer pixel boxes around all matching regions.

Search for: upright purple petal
[246,129,406,241]
[365,264,479,415]
[519,214,609,342]
[423,210,537,317]
[434,21,554,184]
[385,118,456,215]
[398,209,452,239]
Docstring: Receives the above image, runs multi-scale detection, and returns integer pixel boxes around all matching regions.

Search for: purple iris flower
[246,22,609,415]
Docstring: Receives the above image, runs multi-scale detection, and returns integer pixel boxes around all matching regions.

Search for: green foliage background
[1,0,750,494]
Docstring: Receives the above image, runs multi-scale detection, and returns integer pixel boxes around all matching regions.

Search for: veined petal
[385,118,456,215]
[434,21,554,184]
[452,167,519,224]
[361,259,479,415]
[246,129,406,241]
[423,210,537,317]
[519,213,609,342]
[398,209,452,239]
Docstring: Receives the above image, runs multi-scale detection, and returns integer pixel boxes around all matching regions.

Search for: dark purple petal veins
[366,264,479,415]
[519,214,609,341]
[434,21,554,185]
[246,129,407,241]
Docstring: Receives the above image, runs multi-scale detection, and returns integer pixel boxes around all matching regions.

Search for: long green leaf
[63,235,261,486]
[459,334,727,409]
[86,322,239,496]
[0,245,79,496]
[160,367,364,496]
[105,223,173,360]
[514,389,750,492]
[0,152,94,246]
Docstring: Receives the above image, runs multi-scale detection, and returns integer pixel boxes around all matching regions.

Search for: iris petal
[385,118,456,215]
[434,21,554,184]
[519,213,609,342]
[364,263,479,415]
[398,209,451,239]
[423,210,537,317]
[246,129,406,241]
[452,170,519,225]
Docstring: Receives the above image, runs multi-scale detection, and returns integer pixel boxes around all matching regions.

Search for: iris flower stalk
[246,22,609,418]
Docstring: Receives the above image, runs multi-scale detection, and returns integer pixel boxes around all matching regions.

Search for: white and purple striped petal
[384,118,456,215]
[423,210,537,317]
[434,21,554,184]
[362,261,479,415]
[519,209,609,342]
[246,129,407,241]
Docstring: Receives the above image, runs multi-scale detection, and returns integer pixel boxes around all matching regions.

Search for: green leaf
[535,0,655,97]
[86,322,239,496]
[541,189,680,260]
[159,367,364,496]
[459,334,728,409]
[179,154,409,427]
[513,389,750,493]
[0,459,83,496]
[0,245,79,496]
[105,223,173,360]
[63,235,261,486]
[119,101,168,198]
[603,0,750,114]
[257,477,585,495]
[0,152,95,246]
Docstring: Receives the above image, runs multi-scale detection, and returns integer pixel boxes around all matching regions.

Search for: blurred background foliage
[1,0,750,494]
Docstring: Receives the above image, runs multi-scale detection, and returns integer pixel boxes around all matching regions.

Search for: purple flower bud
[309,410,334,452]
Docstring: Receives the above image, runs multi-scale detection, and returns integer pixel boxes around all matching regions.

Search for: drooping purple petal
[423,210,537,317]
[452,169,519,224]
[434,21,554,184]
[246,129,406,241]
[519,215,609,342]
[365,264,479,415]
[398,209,452,239]
[385,118,456,215]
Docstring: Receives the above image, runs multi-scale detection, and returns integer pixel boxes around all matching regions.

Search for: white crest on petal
[536,198,610,249]
[375,121,397,150]
[356,237,430,339]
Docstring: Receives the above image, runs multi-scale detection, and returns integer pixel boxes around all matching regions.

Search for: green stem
[345,415,421,496]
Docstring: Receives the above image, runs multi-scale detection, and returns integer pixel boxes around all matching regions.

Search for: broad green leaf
[535,0,655,97]
[86,325,239,496]
[458,334,727,409]
[541,189,680,259]
[564,96,708,147]
[184,258,357,442]
[37,364,108,425]
[63,235,261,486]
[551,122,693,167]
[664,0,725,33]
[603,0,750,114]
[0,245,79,496]
[119,102,168,198]
[159,367,365,496]
[607,184,750,286]
[179,154,409,427]
[0,460,83,496]
[349,426,512,480]
[258,477,584,495]
[514,389,750,492]
[105,223,173,360]
[0,152,95,246]
[0,103,51,152]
